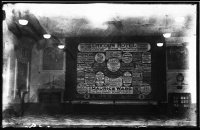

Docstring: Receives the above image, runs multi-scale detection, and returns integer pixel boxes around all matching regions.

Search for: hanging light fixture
[157,43,163,47]
[163,15,171,38]
[18,11,28,25]
[58,29,65,49]
[18,19,28,25]
[43,34,51,39]
[163,33,171,38]
[43,18,51,39]
[58,44,65,49]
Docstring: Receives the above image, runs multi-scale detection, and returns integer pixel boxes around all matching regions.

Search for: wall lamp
[58,44,65,49]
[163,33,171,38]
[18,19,28,25]
[43,34,51,39]
[157,43,163,47]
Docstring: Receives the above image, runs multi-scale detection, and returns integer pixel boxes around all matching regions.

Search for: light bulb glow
[18,19,28,25]
[43,34,51,39]
[58,44,65,49]
[163,33,171,38]
[157,43,163,47]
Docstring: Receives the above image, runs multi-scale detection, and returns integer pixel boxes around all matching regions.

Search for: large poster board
[76,43,152,99]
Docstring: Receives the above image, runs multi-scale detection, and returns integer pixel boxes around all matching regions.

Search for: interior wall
[3,20,17,110]
[165,37,196,103]
[2,20,32,109]
[28,36,196,103]
[29,44,65,102]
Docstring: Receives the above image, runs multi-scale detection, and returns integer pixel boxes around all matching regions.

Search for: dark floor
[2,103,197,128]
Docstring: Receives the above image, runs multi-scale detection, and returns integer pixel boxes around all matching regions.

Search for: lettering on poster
[105,76,122,87]
[88,86,133,94]
[77,71,85,83]
[77,53,94,63]
[142,52,151,63]
[133,63,143,72]
[132,53,142,63]
[132,72,142,80]
[85,73,96,85]
[143,64,151,72]
[77,64,85,71]
[78,43,150,52]
[106,51,122,60]
[132,80,142,86]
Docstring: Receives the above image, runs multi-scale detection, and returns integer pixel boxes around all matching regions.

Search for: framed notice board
[167,46,189,70]
[64,36,166,102]
[41,47,65,71]
[17,62,27,90]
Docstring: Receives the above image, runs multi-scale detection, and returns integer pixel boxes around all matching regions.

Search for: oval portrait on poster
[95,53,105,63]
[77,82,88,94]
[140,83,151,95]
[123,71,132,87]
[107,58,121,72]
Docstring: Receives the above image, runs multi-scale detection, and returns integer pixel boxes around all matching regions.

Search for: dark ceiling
[3,3,196,49]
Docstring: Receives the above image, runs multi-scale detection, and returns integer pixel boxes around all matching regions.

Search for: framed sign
[40,47,65,72]
[17,62,27,90]
[167,46,189,70]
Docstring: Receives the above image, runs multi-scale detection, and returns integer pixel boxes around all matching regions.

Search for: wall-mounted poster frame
[14,60,30,98]
[39,46,66,72]
[166,45,189,71]
[64,36,167,102]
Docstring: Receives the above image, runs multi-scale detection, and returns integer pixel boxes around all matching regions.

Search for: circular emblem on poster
[122,53,132,63]
[140,83,151,95]
[138,94,145,100]
[96,71,105,87]
[107,58,121,72]
[84,93,90,99]
[77,82,88,94]
[95,53,105,63]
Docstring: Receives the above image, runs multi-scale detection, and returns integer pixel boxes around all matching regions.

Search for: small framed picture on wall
[167,46,189,70]
[40,47,65,72]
